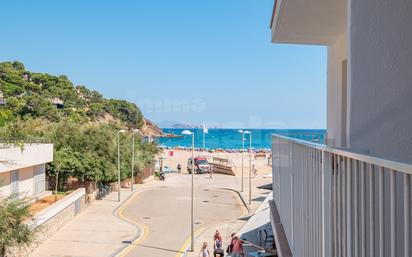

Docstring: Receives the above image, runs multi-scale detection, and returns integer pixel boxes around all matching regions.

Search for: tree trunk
[54,170,60,202]
[0,245,6,257]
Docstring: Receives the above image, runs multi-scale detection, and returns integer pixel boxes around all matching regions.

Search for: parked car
[187,157,211,174]
[163,166,171,173]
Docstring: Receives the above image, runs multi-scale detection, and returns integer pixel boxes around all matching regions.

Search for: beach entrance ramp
[211,157,236,176]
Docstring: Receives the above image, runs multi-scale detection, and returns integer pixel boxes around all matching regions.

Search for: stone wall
[7,188,87,257]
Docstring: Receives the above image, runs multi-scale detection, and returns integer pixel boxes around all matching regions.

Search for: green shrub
[0,197,34,256]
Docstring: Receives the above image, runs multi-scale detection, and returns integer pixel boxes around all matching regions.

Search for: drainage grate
[142,217,151,220]
[195,221,202,225]
[202,200,209,203]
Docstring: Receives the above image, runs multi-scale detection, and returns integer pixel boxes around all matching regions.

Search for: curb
[218,187,251,214]
[176,227,208,257]
[143,175,154,183]
[109,190,143,257]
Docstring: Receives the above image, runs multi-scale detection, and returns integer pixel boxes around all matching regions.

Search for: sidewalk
[30,188,140,257]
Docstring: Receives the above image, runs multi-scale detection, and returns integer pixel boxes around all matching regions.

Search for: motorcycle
[154,170,165,181]
[96,184,111,200]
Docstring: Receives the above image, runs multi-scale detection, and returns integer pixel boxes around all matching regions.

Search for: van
[187,157,211,174]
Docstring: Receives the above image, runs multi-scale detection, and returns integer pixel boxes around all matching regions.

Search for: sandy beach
[160,148,272,176]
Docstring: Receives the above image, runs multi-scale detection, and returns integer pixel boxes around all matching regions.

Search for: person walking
[231,236,244,257]
[199,242,210,257]
[213,230,223,249]
[213,240,225,257]
[252,164,257,178]
[226,232,236,255]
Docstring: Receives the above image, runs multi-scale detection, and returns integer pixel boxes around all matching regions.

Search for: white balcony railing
[271,134,411,257]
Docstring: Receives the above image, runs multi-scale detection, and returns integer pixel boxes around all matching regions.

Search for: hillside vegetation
[0,61,159,187]
[0,61,144,127]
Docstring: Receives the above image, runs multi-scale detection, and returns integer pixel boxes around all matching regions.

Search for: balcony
[270,134,411,257]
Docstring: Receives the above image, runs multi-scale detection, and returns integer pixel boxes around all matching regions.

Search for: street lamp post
[181,130,194,252]
[131,129,139,191]
[244,130,252,205]
[238,130,246,192]
[117,129,126,202]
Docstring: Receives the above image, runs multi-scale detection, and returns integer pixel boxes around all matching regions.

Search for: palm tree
[0,196,34,257]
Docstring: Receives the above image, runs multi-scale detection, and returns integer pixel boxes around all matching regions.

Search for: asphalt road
[119,174,244,257]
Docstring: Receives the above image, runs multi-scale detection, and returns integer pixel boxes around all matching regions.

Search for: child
[199,242,210,257]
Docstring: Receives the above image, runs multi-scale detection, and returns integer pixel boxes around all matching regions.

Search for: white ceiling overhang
[270,0,347,45]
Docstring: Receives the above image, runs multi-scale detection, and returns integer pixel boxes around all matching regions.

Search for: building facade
[271,0,412,163]
[0,144,53,198]
[270,0,412,256]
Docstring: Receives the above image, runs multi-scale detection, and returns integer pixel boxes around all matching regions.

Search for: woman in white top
[199,242,210,257]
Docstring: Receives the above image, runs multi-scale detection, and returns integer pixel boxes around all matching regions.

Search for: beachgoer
[213,230,222,248]
[226,232,236,255]
[252,164,257,178]
[213,240,225,257]
[199,242,210,257]
[231,236,244,257]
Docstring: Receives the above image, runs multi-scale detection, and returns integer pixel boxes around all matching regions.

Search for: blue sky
[0,0,326,129]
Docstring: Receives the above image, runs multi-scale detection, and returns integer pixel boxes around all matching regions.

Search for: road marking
[174,227,207,257]
[174,188,248,257]
[115,190,151,257]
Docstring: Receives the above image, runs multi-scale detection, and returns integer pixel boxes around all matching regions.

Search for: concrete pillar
[326,33,348,148]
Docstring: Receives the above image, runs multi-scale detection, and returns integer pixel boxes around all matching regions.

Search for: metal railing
[0,137,51,148]
[271,134,411,257]
[276,130,326,144]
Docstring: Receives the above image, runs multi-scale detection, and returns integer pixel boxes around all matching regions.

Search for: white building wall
[18,167,34,196]
[0,144,53,198]
[0,144,53,173]
[0,166,46,198]
[349,0,412,163]
[33,164,46,195]
[0,171,10,198]
[326,32,347,147]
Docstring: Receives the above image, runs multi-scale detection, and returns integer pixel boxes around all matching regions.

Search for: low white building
[0,143,53,198]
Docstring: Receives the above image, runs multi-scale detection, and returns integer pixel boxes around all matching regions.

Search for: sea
[159,129,326,150]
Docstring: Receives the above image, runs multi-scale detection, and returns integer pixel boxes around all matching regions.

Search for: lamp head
[181,130,193,135]
[238,129,244,133]
[118,129,126,133]
[243,130,251,134]
[133,129,140,134]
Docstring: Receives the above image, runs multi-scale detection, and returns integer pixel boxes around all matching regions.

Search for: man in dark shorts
[213,240,225,257]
